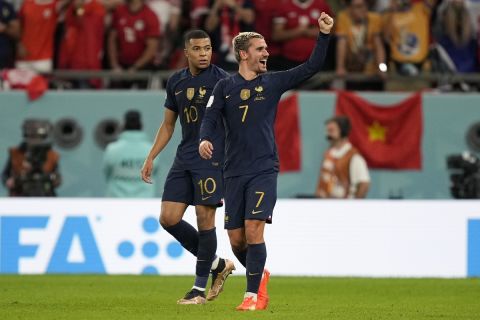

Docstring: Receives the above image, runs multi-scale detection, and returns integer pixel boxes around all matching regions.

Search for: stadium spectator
[147,0,181,68]
[382,0,436,76]
[434,0,477,73]
[58,0,106,88]
[272,0,332,69]
[103,110,157,197]
[2,119,61,197]
[251,0,283,70]
[203,0,255,70]
[107,0,160,88]
[335,0,386,90]
[0,0,20,69]
[16,0,67,73]
[316,116,370,199]
[191,0,209,28]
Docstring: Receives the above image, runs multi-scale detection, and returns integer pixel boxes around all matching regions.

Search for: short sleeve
[349,154,370,185]
[163,77,178,113]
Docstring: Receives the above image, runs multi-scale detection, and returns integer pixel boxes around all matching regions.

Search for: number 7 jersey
[164,64,230,170]
[200,34,330,178]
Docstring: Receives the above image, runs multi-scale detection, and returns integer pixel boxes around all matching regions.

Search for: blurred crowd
[0,0,479,89]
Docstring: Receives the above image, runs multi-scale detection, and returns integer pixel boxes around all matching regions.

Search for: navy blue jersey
[164,64,229,169]
[200,33,330,178]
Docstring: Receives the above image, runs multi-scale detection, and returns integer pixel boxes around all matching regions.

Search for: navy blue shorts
[224,170,278,230]
[162,166,223,207]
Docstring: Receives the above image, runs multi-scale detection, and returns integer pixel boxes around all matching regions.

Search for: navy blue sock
[164,220,199,256]
[246,243,267,294]
[233,247,247,268]
[194,228,217,289]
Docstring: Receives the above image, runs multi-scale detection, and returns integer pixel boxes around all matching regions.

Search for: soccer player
[199,13,334,311]
[141,30,235,305]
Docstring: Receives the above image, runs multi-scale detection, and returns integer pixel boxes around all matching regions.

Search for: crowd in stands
[0,0,479,90]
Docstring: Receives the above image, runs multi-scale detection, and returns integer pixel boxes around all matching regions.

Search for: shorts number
[255,191,265,208]
[198,177,217,195]
[184,106,198,123]
[239,105,248,123]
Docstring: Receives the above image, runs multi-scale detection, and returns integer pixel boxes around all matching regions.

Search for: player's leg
[224,175,248,267]
[237,171,277,311]
[228,228,247,268]
[160,166,198,256]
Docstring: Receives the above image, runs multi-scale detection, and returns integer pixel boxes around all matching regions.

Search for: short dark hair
[124,110,142,131]
[326,116,351,138]
[183,30,210,47]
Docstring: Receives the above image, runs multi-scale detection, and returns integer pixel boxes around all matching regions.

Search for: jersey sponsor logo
[251,209,263,215]
[254,86,263,93]
[187,88,195,100]
[198,86,207,98]
[175,90,183,95]
[240,89,250,101]
[206,96,214,108]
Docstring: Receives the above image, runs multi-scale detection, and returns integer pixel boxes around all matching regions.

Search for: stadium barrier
[1,199,479,277]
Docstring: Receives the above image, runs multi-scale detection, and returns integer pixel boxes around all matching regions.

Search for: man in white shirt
[316,116,370,198]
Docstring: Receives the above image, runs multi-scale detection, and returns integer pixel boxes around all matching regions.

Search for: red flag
[1,69,48,101]
[275,93,301,172]
[335,91,423,169]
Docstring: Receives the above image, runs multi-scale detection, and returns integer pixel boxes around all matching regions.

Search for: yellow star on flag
[368,121,387,142]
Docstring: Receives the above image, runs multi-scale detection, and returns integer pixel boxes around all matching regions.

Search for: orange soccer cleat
[256,269,270,310]
[236,295,257,311]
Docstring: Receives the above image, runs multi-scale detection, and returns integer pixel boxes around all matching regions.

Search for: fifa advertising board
[1,199,480,277]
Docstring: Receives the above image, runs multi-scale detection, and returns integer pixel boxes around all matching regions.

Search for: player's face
[326,122,341,144]
[185,38,212,70]
[245,38,269,74]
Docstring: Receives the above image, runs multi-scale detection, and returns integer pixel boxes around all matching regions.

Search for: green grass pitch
[1,275,479,319]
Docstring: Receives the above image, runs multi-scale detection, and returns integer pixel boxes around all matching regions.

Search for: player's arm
[273,13,334,91]
[141,109,178,183]
[199,81,225,160]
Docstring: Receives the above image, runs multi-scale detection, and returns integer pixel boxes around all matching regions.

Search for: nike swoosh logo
[202,196,212,201]
[251,209,263,215]
[175,90,183,95]
[225,95,230,99]
[248,272,260,276]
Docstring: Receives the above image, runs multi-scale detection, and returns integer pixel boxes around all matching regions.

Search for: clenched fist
[318,12,334,34]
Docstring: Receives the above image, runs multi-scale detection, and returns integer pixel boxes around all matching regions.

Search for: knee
[159,211,180,229]
[245,223,265,244]
[228,234,247,252]
[196,206,216,231]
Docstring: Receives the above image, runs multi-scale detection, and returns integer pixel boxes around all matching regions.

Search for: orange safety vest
[317,146,359,198]
[8,147,59,196]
